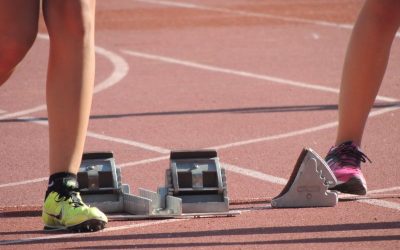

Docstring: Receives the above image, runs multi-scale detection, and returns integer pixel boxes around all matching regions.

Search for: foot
[325,141,371,195]
[42,177,108,232]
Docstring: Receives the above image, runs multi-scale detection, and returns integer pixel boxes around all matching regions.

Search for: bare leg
[0,0,40,86]
[43,0,96,175]
[336,0,400,146]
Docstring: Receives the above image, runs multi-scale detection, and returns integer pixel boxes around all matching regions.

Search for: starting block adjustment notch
[271,148,338,208]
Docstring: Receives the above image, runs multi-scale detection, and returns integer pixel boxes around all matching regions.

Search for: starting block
[78,152,181,216]
[166,150,229,213]
[77,150,236,219]
[271,148,338,208]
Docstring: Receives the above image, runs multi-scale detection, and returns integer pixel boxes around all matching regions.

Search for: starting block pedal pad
[166,149,229,213]
[271,148,338,208]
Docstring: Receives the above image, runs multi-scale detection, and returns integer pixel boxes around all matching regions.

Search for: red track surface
[1,0,399,249]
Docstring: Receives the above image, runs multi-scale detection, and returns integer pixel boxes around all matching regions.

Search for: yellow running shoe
[42,178,107,232]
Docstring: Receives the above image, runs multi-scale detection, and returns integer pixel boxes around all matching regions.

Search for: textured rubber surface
[330,177,367,195]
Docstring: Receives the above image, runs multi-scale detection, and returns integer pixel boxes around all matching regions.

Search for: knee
[46,0,95,43]
[0,31,37,79]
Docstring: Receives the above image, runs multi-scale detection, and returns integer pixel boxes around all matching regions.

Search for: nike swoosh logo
[46,208,63,220]
[48,181,55,188]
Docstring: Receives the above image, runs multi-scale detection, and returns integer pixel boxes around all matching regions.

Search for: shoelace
[326,143,371,168]
[55,187,84,208]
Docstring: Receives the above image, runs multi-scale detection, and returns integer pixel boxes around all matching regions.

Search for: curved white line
[0,33,129,121]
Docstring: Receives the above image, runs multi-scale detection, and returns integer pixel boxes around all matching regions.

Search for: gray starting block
[271,148,338,208]
[78,151,236,220]
[166,150,229,213]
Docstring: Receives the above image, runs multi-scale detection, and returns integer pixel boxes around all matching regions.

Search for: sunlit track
[0,33,129,121]
[1,1,399,248]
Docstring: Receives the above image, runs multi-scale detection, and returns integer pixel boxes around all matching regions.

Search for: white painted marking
[0,105,46,121]
[222,163,287,185]
[86,131,170,154]
[0,219,181,246]
[0,177,48,188]
[133,0,400,39]
[358,199,400,211]
[213,106,399,150]
[122,50,398,103]
[368,186,400,194]
[119,155,170,168]
[4,116,170,154]
[0,33,129,121]
[2,106,399,189]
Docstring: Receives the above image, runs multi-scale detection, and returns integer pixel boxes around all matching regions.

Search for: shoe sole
[68,219,106,233]
[44,219,106,233]
[330,177,367,195]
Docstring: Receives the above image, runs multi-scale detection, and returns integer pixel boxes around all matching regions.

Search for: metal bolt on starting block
[166,150,230,214]
[271,148,338,208]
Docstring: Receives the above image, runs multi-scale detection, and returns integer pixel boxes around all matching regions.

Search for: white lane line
[368,187,400,194]
[0,177,48,188]
[212,106,399,150]
[122,50,398,103]
[0,219,181,246]
[222,162,287,185]
[119,155,170,168]
[358,199,400,211]
[0,33,129,121]
[134,0,353,29]
[2,106,399,188]
[3,116,170,154]
[133,0,400,39]
[86,131,170,154]
[0,105,46,121]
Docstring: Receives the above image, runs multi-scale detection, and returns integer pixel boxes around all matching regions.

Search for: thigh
[0,0,40,45]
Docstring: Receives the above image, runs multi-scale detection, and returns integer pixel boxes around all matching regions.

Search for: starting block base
[271,148,338,208]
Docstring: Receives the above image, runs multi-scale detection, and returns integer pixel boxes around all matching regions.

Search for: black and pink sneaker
[325,141,371,195]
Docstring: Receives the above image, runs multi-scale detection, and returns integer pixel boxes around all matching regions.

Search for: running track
[1,0,399,249]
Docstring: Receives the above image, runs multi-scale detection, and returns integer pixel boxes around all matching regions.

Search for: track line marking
[221,163,287,185]
[1,116,170,154]
[0,33,129,121]
[86,131,170,154]
[0,177,48,189]
[212,106,399,150]
[2,106,399,188]
[121,50,398,103]
[0,219,181,246]
[368,187,400,194]
[358,199,400,211]
[133,0,400,39]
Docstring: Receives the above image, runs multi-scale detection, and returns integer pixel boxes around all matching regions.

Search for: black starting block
[271,148,338,208]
